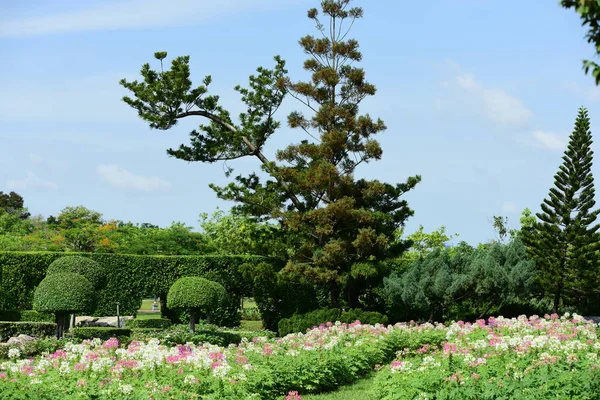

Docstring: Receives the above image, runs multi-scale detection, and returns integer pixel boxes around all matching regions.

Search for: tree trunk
[330,281,340,308]
[553,287,561,315]
[206,312,212,325]
[56,313,68,339]
[189,309,197,333]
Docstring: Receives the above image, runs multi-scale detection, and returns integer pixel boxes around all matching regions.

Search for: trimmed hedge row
[0,322,57,342]
[0,252,267,327]
[278,308,389,336]
[68,327,132,341]
[125,318,172,329]
[0,310,54,322]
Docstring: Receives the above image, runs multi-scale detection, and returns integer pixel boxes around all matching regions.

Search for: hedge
[125,318,172,329]
[0,322,57,342]
[67,327,132,341]
[278,308,389,336]
[0,252,267,326]
[0,310,54,322]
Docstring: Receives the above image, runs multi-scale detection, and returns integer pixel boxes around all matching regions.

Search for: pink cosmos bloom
[286,391,302,400]
[74,363,87,371]
[103,337,119,349]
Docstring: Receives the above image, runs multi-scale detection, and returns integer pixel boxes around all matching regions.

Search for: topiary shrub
[33,273,95,338]
[167,277,227,332]
[46,256,105,289]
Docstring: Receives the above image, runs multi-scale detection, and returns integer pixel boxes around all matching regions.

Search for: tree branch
[174,110,304,211]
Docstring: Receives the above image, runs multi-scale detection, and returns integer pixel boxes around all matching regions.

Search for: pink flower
[211,361,223,369]
[236,356,249,364]
[0,373,7,379]
[286,390,302,400]
[76,379,87,387]
[74,363,87,371]
[103,338,119,349]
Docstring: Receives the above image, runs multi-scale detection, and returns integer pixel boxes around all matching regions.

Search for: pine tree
[523,107,600,313]
[120,0,420,308]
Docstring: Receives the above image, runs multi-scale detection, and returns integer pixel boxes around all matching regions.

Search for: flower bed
[0,321,445,399]
[374,314,600,399]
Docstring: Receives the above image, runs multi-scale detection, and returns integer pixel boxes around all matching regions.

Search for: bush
[0,337,71,360]
[278,308,389,336]
[0,310,21,322]
[68,327,131,341]
[0,310,54,322]
[167,276,227,331]
[0,252,262,326]
[126,318,172,329]
[33,272,95,338]
[46,256,105,289]
[0,322,57,342]
[33,273,95,314]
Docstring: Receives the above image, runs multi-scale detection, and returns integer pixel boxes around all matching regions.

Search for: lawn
[304,374,377,400]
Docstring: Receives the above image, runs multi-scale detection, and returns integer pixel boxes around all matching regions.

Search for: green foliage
[383,239,537,322]
[200,209,288,259]
[68,327,131,341]
[0,191,24,214]
[245,261,325,331]
[561,0,600,84]
[46,255,105,289]
[0,337,70,360]
[167,276,226,311]
[391,225,458,273]
[522,108,600,313]
[0,310,54,322]
[278,308,388,336]
[121,0,420,308]
[0,252,263,326]
[0,322,57,341]
[33,272,95,314]
[125,318,172,329]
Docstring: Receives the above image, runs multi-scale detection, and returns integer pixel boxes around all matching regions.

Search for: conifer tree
[523,107,600,313]
[120,1,420,308]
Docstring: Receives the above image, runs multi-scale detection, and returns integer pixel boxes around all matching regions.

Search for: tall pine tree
[120,0,420,308]
[523,107,600,313]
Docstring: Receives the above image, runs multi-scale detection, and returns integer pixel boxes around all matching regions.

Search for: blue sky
[1,0,599,244]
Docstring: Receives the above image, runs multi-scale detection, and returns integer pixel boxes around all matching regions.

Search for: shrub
[0,322,57,342]
[0,310,54,322]
[0,252,261,326]
[33,273,95,338]
[241,307,261,321]
[167,277,227,332]
[46,256,105,289]
[68,327,131,341]
[278,308,389,336]
[0,310,21,322]
[126,318,172,329]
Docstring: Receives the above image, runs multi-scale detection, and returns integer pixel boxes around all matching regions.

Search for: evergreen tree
[120,0,420,308]
[523,107,600,313]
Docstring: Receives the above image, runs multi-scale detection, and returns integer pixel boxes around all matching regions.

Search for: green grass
[134,312,162,320]
[303,374,377,400]
[139,298,160,311]
[240,320,263,330]
[242,298,257,309]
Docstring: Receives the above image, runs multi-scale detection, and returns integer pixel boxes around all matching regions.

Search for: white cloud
[531,130,566,151]
[7,171,58,190]
[501,201,518,214]
[97,164,172,193]
[0,0,307,38]
[436,61,531,127]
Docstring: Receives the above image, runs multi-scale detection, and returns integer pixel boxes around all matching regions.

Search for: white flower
[7,348,21,359]
[120,384,134,394]
[184,374,197,384]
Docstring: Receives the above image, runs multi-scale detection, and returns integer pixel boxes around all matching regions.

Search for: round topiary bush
[33,272,95,338]
[167,277,227,332]
[46,256,105,289]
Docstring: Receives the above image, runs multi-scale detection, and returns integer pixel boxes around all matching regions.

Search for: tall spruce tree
[120,0,420,308]
[523,107,600,313]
